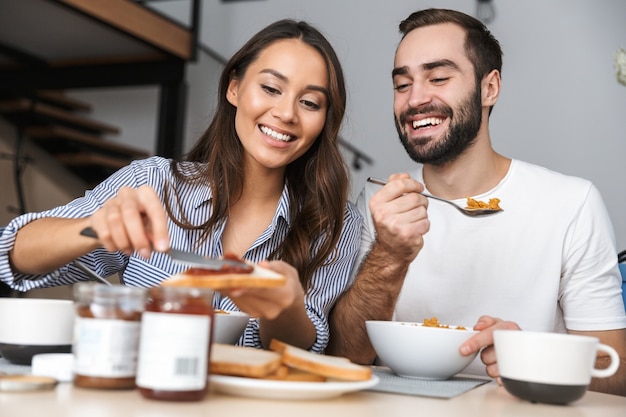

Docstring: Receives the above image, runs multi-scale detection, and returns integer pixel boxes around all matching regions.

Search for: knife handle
[80,227,98,239]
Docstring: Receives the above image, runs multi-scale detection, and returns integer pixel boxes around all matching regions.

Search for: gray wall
[69,0,626,250]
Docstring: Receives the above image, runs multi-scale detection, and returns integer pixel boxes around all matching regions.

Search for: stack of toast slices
[210,339,372,382]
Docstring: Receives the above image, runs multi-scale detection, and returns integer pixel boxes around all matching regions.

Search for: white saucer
[209,374,379,400]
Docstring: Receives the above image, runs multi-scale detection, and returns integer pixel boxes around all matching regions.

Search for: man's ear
[482,69,501,107]
[226,78,239,107]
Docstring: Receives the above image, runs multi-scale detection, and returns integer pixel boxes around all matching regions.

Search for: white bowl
[213,311,250,344]
[0,298,76,365]
[366,320,479,380]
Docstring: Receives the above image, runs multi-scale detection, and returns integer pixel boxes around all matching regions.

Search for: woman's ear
[482,69,501,107]
[226,78,239,107]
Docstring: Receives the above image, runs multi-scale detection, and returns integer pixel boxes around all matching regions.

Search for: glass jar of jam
[73,283,148,389]
[136,286,214,401]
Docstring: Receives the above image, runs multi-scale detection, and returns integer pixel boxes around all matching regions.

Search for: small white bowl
[366,320,479,380]
[213,311,250,344]
[0,298,75,365]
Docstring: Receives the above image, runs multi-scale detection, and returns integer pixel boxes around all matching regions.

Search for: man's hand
[459,315,521,382]
[369,173,430,263]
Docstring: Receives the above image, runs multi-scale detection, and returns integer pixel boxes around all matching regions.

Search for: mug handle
[591,343,620,378]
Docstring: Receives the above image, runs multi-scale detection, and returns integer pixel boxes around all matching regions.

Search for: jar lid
[31,353,74,382]
[73,282,148,309]
[0,374,58,392]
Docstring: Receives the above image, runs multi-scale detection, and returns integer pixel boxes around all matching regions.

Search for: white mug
[494,330,619,404]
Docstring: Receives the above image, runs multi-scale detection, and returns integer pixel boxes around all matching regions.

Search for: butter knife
[79,227,249,270]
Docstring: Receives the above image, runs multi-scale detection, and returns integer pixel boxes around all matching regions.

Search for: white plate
[209,374,379,400]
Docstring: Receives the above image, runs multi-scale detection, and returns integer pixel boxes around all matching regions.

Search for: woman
[0,19,362,352]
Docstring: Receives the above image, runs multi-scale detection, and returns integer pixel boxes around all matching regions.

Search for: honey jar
[72,283,148,389]
[136,286,214,401]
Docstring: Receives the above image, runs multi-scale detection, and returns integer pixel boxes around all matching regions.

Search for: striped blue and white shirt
[0,156,363,353]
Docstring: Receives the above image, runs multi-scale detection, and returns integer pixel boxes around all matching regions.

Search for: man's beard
[394,86,483,166]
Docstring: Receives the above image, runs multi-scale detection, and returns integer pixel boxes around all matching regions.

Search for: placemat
[367,367,491,399]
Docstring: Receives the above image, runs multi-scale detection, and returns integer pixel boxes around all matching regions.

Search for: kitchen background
[1,0,625,253]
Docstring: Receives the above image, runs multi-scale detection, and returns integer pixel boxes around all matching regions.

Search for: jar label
[73,317,141,378]
[136,312,211,390]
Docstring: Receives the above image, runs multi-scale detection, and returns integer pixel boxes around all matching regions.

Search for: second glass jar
[136,286,214,401]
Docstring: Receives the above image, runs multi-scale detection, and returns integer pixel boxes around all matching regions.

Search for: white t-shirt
[356,160,626,375]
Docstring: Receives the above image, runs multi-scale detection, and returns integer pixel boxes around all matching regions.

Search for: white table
[1,367,624,417]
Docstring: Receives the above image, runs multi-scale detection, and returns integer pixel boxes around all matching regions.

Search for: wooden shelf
[55,152,134,170]
[36,90,92,112]
[24,125,148,158]
[0,0,194,67]
[0,90,152,186]
[57,0,193,61]
[0,0,199,159]
[0,0,197,213]
[0,98,120,134]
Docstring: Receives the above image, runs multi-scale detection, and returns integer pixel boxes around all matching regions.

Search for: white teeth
[412,117,443,129]
[260,125,294,141]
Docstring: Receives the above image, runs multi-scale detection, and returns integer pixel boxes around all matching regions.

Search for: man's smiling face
[392,23,483,166]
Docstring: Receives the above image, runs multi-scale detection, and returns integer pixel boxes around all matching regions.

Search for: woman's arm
[10,185,169,275]
[10,217,99,274]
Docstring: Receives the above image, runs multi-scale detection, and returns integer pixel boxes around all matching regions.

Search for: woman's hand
[459,315,521,382]
[221,260,316,349]
[221,260,304,320]
[89,185,170,258]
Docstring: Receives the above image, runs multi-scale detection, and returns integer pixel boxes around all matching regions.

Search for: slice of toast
[264,366,328,382]
[210,343,282,378]
[161,264,286,289]
[269,339,372,382]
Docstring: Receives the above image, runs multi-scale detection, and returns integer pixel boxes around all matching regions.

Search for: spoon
[72,260,112,286]
[366,177,502,217]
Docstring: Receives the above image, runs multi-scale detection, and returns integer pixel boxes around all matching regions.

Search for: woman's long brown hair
[166,19,349,289]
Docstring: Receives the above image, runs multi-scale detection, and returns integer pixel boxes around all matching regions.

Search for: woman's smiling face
[226,38,329,172]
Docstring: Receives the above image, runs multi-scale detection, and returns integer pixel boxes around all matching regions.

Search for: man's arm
[327,243,410,364]
[327,174,430,363]
[569,328,626,396]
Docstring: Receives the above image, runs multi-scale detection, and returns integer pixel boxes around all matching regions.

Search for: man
[327,8,626,396]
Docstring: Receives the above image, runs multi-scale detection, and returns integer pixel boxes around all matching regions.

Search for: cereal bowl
[365,320,478,380]
[213,311,250,344]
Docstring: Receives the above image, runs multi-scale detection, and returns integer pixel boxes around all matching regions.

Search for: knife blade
[167,248,250,270]
[79,227,249,270]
